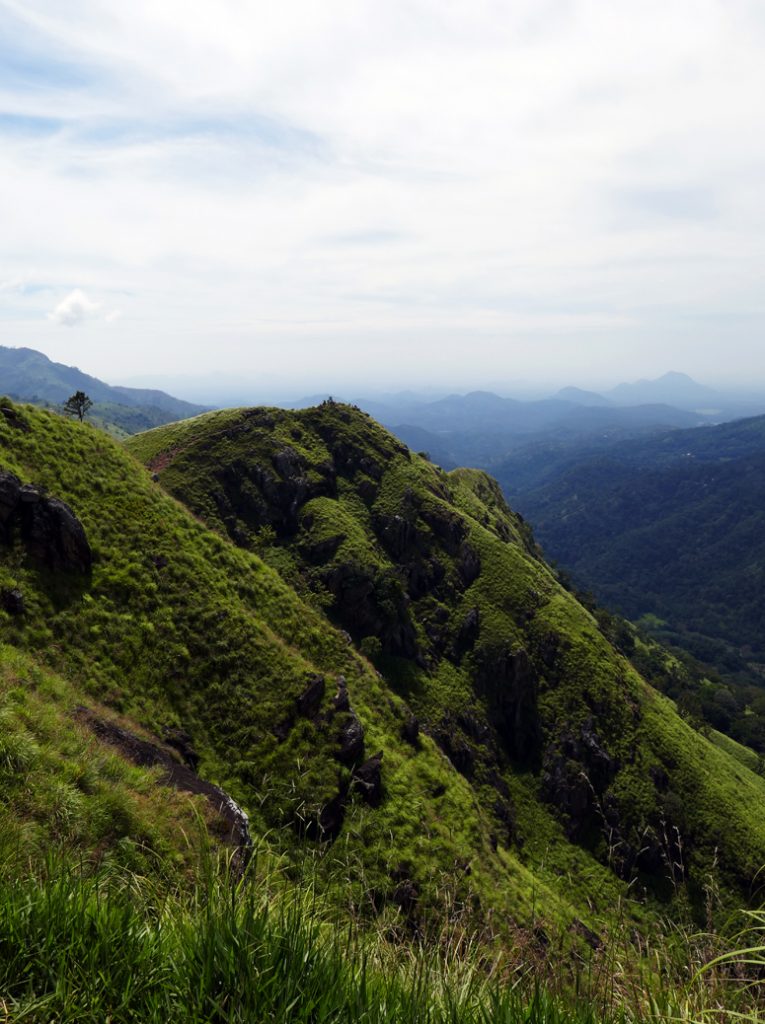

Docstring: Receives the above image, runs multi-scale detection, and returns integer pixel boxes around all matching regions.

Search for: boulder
[400,713,420,746]
[337,714,365,765]
[20,495,92,573]
[0,472,91,572]
[1,588,24,615]
[353,751,384,807]
[296,674,325,718]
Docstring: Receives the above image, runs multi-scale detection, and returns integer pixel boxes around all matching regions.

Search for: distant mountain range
[287,373,765,472]
[605,371,726,410]
[559,372,765,414]
[501,415,765,713]
[0,346,207,434]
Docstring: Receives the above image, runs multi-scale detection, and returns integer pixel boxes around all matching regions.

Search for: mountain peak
[607,371,719,409]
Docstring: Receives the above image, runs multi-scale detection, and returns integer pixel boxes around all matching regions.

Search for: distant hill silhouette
[0,346,207,434]
[554,386,610,406]
[505,415,765,705]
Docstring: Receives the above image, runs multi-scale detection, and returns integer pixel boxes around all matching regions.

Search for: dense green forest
[497,417,765,749]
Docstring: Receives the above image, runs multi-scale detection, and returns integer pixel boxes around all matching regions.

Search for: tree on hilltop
[63,391,93,422]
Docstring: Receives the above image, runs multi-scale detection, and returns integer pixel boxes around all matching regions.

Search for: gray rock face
[353,751,384,807]
[296,674,326,718]
[474,645,540,763]
[1,588,24,615]
[0,471,21,541]
[541,719,619,841]
[0,471,91,572]
[21,496,92,572]
[337,715,365,765]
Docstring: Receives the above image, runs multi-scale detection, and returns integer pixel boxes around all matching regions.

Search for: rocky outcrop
[281,674,384,841]
[306,790,348,841]
[0,404,30,432]
[296,674,326,718]
[21,492,92,572]
[0,470,91,572]
[456,542,481,587]
[0,471,22,542]
[73,707,252,863]
[453,606,480,659]
[336,713,365,765]
[353,751,384,807]
[432,717,476,778]
[373,512,421,560]
[272,673,327,742]
[1,587,24,615]
[400,712,420,746]
[541,719,619,841]
[474,645,540,764]
[324,561,420,659]
[420,507,466,556]
[210,441,337,542]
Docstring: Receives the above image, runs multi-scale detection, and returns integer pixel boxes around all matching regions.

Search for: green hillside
[123,402,765,927]
[0,643,221,878]
[0,395,763,1016]
[0,345,206,436]
[502,416,765,744]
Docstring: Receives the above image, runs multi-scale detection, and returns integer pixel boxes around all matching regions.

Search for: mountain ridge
[0,345,207,435]
[122,402,765,922]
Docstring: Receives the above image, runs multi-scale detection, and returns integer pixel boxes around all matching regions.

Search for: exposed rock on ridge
[0,469,92,572]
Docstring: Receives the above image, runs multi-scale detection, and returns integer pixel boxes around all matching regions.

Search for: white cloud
[1,1,765,387]
[47,289,100,326]
[104,308,122,322]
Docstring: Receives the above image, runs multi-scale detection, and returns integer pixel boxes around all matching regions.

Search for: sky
[1,0,764,398]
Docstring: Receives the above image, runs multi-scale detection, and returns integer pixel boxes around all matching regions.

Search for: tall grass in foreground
[0,849,762,1024]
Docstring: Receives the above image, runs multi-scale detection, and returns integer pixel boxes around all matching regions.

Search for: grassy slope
[13,396,203,440]
[125,404,765,924]
[0,643,215,877]
[0,399,626,945]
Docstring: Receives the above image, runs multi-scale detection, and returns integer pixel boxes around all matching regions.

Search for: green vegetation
[1,396,765,1017]
[0,644,220,879]
[0,344,206,435]
[1,848,764,1023]
[504,416,765,746]
[125,401,765,925]
[63,389,93,423]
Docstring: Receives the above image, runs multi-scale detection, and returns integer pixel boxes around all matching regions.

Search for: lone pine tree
[63,390,93,422]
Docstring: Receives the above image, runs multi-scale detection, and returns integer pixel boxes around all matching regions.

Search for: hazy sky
[1,0,764,394]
